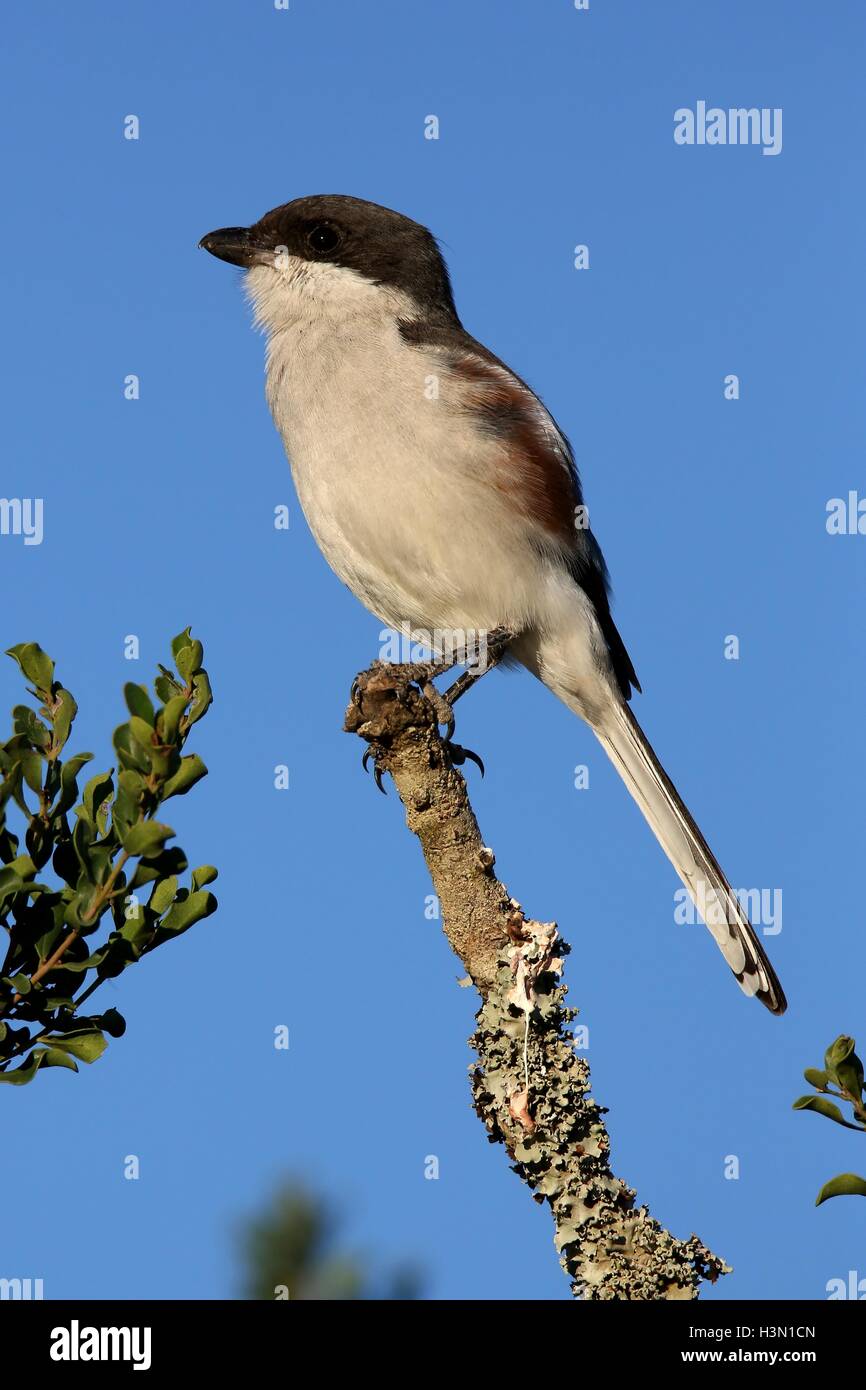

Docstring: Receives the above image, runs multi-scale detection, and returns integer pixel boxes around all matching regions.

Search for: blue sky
[1,1,864,1300]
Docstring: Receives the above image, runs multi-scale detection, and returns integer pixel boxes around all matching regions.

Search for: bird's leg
[427,626,515,773]
[439,625,514,718]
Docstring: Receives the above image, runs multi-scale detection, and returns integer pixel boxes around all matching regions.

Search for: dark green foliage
[793,1034,866,1205]
[0,632,217,1083]
[238,1182,422,1301]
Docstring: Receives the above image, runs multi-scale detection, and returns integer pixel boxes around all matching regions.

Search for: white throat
[245,256,416,339]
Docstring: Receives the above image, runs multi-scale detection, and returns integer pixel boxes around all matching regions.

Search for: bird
[200,193,786,1015]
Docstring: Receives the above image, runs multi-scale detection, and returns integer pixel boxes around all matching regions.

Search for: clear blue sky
[1,1,864,1300]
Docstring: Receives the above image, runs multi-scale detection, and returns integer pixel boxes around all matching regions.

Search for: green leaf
[42,1029,107,1064]
[34,916,64,963]
[171,627,194,659]
[123,821,175,858]
[186,671,212,728]
[7,854,37,879]
[176,641,203,682]
[0,1042,82,1083]
[816,1173,866,1206]
[0,1052,45,1085]
[78,767,113,826]
[113,723,151,775]
[825,1036,863,1090]
[0,760,23,816]
[51,944,110,972]
[116,769,145,799]
[36,1046,79,1073]
[825,1036,865,1101]
[72,817,98,883]
[12,705,51,750]
[0,872,27,907]
[6,642,54,693]
[148,874,178,915]
[159,694,188,745]
[191,865,218,890]
[0,856,36,907]
[128,715,156,752]
[128,846,188,889]
[162,754,207,800]
[118,907,153,952]
[109,783,138,840]
[155,668,184,703]
[836,1063,864,1103]
[51,687,78,753]
[124,683,156,725]
[19,749,44,794]
[792,1095,864,1130]
[147,743,174,780]
[157,889,217,937]
[89,846,112,886]
[55,752,95,817]
[826,1034,857,1068]
[804,1068,832,1090]
[63,884,101,932]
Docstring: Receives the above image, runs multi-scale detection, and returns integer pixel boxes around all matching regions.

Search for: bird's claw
[446,741,485,777]
[361,745,388,794]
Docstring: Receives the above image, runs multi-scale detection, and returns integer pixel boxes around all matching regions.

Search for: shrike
[200,194,786,1015]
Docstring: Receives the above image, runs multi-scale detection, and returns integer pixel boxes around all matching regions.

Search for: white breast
[247,257,559,642]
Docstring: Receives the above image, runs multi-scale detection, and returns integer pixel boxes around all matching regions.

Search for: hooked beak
[199,226,269,268]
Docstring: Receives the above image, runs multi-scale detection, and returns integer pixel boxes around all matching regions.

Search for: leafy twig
[0,630,218,1084]
[793,1035,866,1204]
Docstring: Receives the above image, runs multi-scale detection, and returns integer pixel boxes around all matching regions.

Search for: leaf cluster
[793,1035,866,1205]
[0,631,217,1083]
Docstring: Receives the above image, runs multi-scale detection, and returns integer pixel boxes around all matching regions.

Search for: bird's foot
[423,626,516,773]
[354,628,515,787]
[416,679,484,776]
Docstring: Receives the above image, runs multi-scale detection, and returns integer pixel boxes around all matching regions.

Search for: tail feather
[587,698,786,1015]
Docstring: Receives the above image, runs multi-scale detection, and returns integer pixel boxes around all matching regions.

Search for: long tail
[584,696,786,1014]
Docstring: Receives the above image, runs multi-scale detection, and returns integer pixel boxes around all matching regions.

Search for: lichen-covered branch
[345,661,728,1300]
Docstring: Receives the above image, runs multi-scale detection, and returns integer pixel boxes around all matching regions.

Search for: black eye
[306,223,342,255]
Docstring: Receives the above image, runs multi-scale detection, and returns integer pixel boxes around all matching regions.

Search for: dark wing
[400,320,640,700]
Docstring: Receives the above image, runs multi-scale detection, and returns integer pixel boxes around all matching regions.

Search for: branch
[345,662,728,1300]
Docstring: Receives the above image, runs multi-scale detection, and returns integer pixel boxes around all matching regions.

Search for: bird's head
[199,194,458,333]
